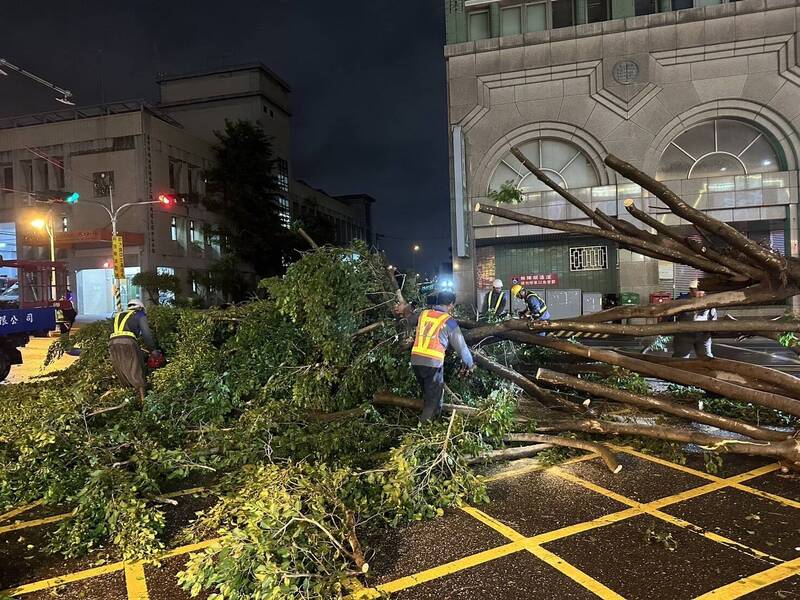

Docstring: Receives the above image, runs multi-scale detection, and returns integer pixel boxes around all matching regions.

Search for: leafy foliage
[487,181,524,205]
[131,270,182,305]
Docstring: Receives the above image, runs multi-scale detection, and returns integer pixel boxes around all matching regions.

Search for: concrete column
[788,202,800,315]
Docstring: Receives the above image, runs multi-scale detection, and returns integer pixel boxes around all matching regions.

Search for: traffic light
[64,192,79,204]
[158,193,176,207]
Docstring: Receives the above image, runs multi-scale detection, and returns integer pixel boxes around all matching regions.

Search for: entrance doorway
[76,267,141,317]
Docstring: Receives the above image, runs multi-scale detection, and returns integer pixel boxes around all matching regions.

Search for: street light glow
[31,218,46,230]
[413,244,420,252]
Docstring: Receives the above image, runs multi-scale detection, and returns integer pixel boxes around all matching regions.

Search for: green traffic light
[65,192,80,204]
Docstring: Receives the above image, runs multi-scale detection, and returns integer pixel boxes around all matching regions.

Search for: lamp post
[30,213,56,300]
[85,187,174,311]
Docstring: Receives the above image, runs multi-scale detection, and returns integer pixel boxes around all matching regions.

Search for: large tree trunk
[535,368,789,442]
[539,418,800,466]
[503,319,800,336]
[465,443,552,465]
[496,332,800,417]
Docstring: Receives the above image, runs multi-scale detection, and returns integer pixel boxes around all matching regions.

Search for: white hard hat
[493,279,503,288]
[127,298,145,310]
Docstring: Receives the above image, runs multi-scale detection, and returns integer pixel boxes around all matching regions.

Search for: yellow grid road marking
[375,541,526,594]
[0,487,210,537]
[551,467,784,564]
[124,562,149,600]
[0,500,42,523]
[615,446,798,508]
[526,544,626,599]
[694,556,800,599]
[460,505,526,541]
[5,562,125,596]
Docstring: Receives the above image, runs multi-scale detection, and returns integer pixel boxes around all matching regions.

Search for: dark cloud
[0,0,451,273]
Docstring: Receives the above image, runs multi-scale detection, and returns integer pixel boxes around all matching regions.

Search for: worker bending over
[482,279,508,319]
[109,299,161,403]
[511,284,551,323]
[398,291,474,421]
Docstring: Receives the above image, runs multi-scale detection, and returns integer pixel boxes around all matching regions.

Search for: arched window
[657,119,783,180]
[488,139,599,195]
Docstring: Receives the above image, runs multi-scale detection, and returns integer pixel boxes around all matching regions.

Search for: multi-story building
[0,101,220,316]
[157,63,293,225]
[291,181,375,246]
[445,0,800,316]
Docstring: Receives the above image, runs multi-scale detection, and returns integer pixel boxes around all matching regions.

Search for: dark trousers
[109,337,147,399]
[412,364,445,422]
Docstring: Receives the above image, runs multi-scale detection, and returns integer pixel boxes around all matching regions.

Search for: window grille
[569,246,607,271]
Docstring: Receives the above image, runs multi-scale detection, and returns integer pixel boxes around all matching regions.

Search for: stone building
[291,181,375,246]
[445,0,800,316]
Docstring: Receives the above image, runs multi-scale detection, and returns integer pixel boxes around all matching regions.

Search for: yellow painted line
[124,562,149,600]
[158,537,221,560]
[485,452,599,482]
[376,541,526,594]
[0,513,70,535]
[694,556,800,599]
[0,501,42,523]
[530,506,644,545]
[526,544,626,600]
[550,467,641,508]
[732,484,800,510]
[462,502,627,599]
[460,505,526,541]
[5,561,125,596]
[613,446,720,481]
[728,463,782,483]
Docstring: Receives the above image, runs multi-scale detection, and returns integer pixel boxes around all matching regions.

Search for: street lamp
[31,214,56,300]
[412,244,421,275]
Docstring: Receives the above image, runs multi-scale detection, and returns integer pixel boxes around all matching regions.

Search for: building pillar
[788,202,800,316]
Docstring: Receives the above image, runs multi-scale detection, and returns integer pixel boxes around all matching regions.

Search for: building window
[489,139,599,196]
[570,246,608,271]
[656,119,782,180]
[170,216,178,241]
[21,161,33,192]
[187,167,196,194]
[168,160,177,190]
[635,0,657,15]
[93,171,114,197]
[501,6,522,36]
[526,2,547,32]
[672,0,693,8]
[276,158,289,193]
[277,196,291,229]
[551,0,575,28]
[1,166,12,190]
[62,217,69,233]
[469,10,490,40]
[587,0,609,22]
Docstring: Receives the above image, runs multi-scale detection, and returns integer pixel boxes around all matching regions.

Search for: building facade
[445,0,800,315]
[291,182,375,246]
[0,102,220,316]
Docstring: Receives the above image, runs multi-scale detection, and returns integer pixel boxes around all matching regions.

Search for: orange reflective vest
[411,309,451,361]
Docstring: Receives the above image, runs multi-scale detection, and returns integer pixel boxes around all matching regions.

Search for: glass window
[468,11,490,40]
[552,0,575,28]
[2,166,12,189]
[501,6,522,36]
[168,160,176,189]
[62,217,68,233]
[170,216,177,241]
[694,0,721,6]
[92,171,114,197]
[634,0,656,14]
[672,0,693,9]
[488,138,599,196]
[656,119,782,180]
[525,3,547,31]
[276,158,289,192]
[587,0,608,23]
[190,220,197,243]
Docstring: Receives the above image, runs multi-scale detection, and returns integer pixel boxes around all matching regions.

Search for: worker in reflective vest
[108,298,160,404]
[482,279,508,319]
[406,290,474,421]
[511,284,551,324]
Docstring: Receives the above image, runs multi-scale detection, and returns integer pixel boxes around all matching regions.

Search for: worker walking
[398,291,474,421]
[109,298,161,404]
[482,279,508,319]
[673,283,717,358]
[511,284,551,323]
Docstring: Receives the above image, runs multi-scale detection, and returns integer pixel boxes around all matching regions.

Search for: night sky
[0,1,451,274]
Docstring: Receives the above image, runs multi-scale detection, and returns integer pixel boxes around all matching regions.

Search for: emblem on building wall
[612,60,640,85]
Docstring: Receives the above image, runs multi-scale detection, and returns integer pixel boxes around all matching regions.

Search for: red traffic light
[158,194,176,206]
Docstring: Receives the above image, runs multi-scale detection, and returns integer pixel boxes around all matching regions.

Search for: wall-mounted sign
[612,60,640,85]
[513,273,559,287]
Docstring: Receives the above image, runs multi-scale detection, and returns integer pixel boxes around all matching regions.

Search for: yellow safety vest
[487,290,504,313]
[110,310,137,339]
[411,309,451,361]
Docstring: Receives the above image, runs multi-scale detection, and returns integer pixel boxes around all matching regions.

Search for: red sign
[514,273,559,286]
